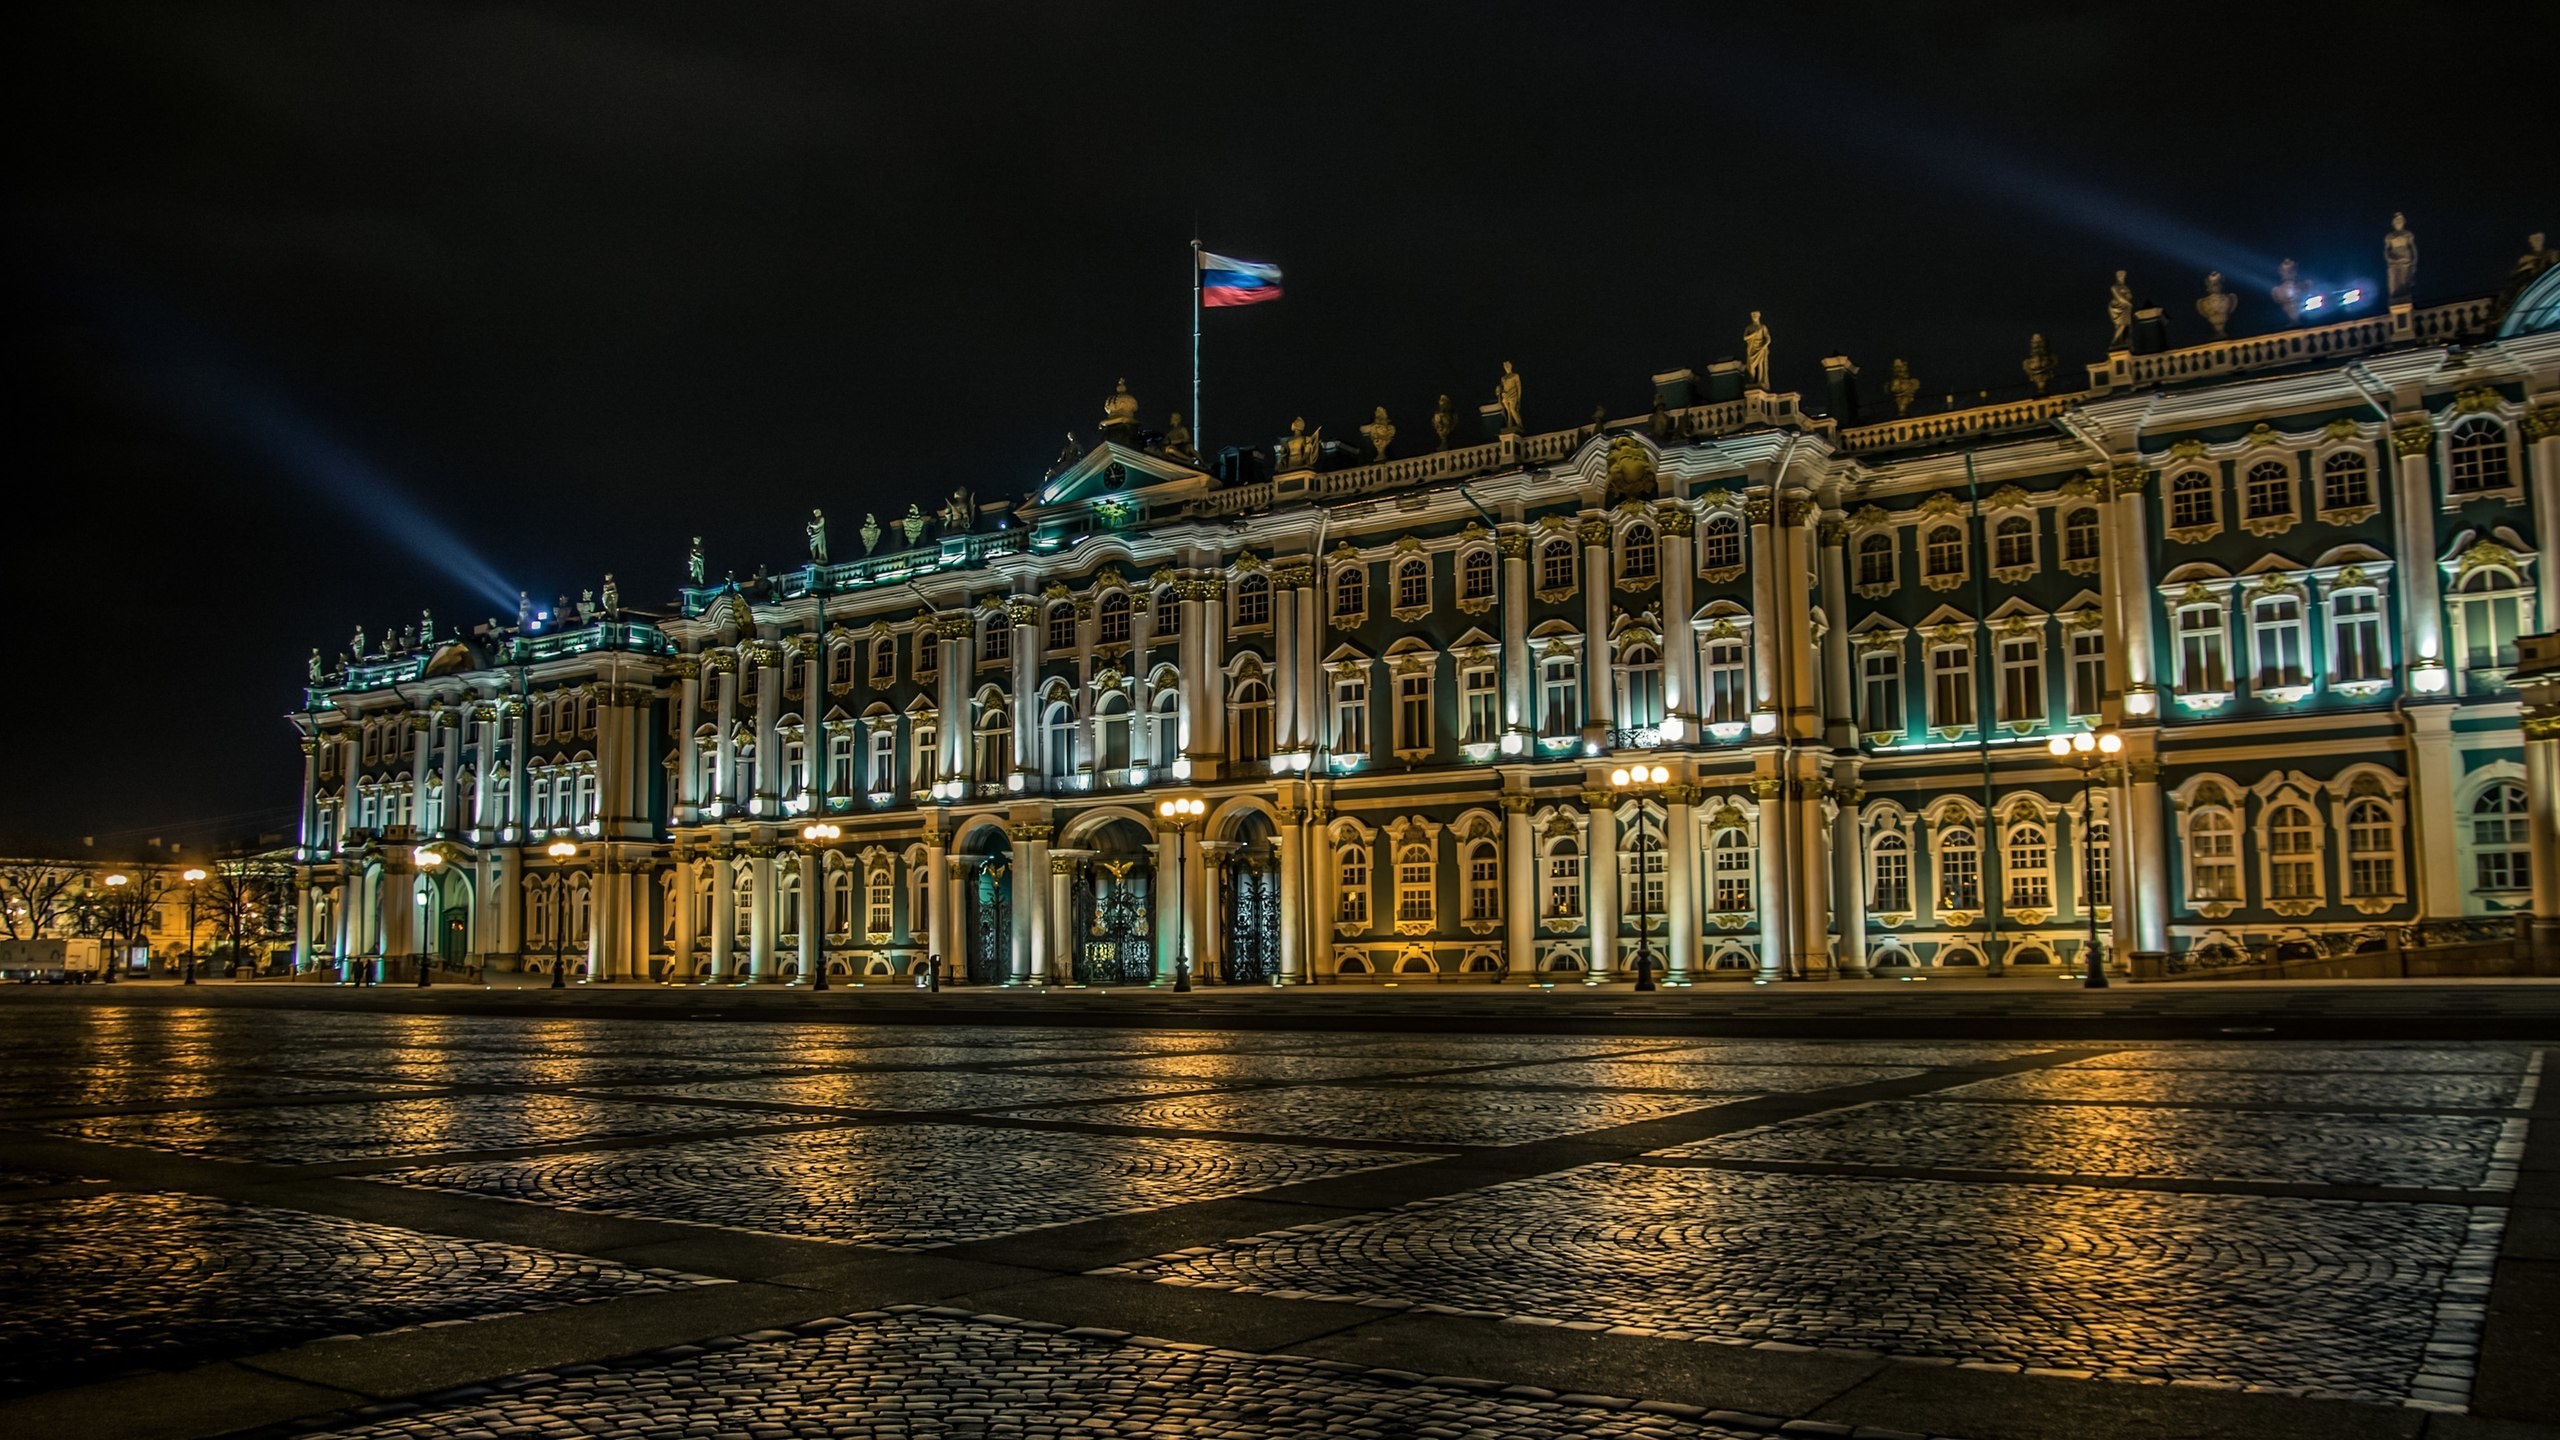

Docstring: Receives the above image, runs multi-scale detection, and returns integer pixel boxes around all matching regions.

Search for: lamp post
[546,840,578,988]
[800,823,839,990]
[181,868,206,985]
[1609,763,1671,991]
[411,848,442,985]
[1155,795,1206,991]
[102,872,127,983]
[2046,726,2124,989]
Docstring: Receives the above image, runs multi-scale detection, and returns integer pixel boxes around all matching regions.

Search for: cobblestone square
[1009,1082,1728,1145]
[1414,1058,1922,1093]
[39,1092,804,1164]
[1944,1065,2527,1110]
[2064,1044,2534,1073]
[628,1067,1214,1112]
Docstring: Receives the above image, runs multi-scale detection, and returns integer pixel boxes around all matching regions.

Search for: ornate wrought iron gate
[1221,853,1279,984]
[1074,860,1153,984]
[966,860,1010,985]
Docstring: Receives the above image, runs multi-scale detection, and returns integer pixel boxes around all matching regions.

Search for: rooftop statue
[1495,362,1524,435]
[577,589,595,622]
[1278,416,1322,471]
[308,649,323,682]
[517,591,532,629]
[1649,394,1673,439]
[940,487,975,534]
[1359,406,1395,462]
[2499,233,2558,313]
[600,575,619,615]
[2384,212,2419,302]
[2021,333,2057,394]
[900,503,928,546]
[1741,312,1772,391]
[2270,258,2304,325]
[807,508,829,565]
[687,536,704,586]
[860,512,882,554]
[2196,271,2238,339]
[419,609,435,646]
[1162,412,1196,462]
[1431,394,1457,451]
[1886,358,1919,417]
[1101,377,1139,429]
[2106,270,2135,349]
[352,626,366,659]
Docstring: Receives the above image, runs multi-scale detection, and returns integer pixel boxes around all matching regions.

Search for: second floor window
[1461,549,1496,601]
[2332,590,2385,683]
[2448,418,2511,495]
[1929,646,1974,729]
[1461,668,1498,743]
[2176,604,2229,692]
[1924,525,1965,579]
[1396,559,1430,610]
[1540,539,1576,590]
[1621,524,1657,580]
[2063,508,2100,562]
[2321,450,2373,512]
[1098,593,1131,645]
[1334,566,1366,620]
[1861,649,1902,733]
[1701,516,1742,571]
[1856,533,1895,588]
[1234,576,1270,628]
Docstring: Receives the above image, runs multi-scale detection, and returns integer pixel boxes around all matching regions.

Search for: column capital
[2391,418,2436,457]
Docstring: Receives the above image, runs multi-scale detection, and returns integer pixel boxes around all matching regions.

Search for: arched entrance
[1217,811,1280,984]
[958,826,1012,985]
[1071,818,1154,984]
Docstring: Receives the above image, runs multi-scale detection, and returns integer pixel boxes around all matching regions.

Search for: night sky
[7,1,2549,856]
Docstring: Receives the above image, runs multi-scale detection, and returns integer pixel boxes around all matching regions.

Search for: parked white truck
[0,938,104,983]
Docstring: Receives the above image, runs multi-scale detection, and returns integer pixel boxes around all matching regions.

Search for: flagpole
[1190,238,1203,458]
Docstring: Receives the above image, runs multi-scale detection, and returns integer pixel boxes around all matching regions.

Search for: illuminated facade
[292,263,2560,983]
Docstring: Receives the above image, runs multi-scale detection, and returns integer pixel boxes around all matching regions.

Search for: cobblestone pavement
[1408,1059,1923,1093]
[0,1068,354,1112]
[628,1068,1215,1111]
[299,1309,1774,1440]
[1942,1065,2527,1110]
[1016,1052,1484,1084]
[2062,1044,2534,1072]
[1101,1164,2499,1405]
[367,1122,1435,1248]
[38,1092,806,1164]
[0,1191,711,1395]
[1009,1082,1728,1146]
[1666,1098,2522,1189]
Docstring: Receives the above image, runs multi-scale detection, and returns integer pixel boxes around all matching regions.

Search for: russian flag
[1200,251,1283,308]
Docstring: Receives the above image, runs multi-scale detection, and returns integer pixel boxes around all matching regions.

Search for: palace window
[2176,601,2230,692]
[909,724,936,791]
[1860,648,1903,733]
[1151,688,1180,768]
[1993,515,2034,571]
[1046,604,1076,653]
[2170,470,2216,529]
[2448,418,2512,495]
[1232,679,1273,764]
[1856,532,1895,588]
[1155,588,1181,636]
[2347,798,2399,897]
[1234,575,1270,629]
[1929,644,1975,729]
[1621,523,1658,581]
[2473,783,2529,892]
[1705,639,1750,726]
[2005,823,2051,909]
[1461,666,1499,744]
[1997,635,2045,724]
[1337,845,1372,926]
[2084,820,2111,907]
[980,619,1010,664]
[972,706,1009,783]
[1395,844,1434,925]
[1396,558,1430,611]
[1543,838,1583,919]
[530,706,551,744]
[1617,644,1663,729]
[1539,654,1580,738]
[1937,826,1981,911]
[1460,549,1497,602]
[1396,672,1433,752]
[867,728,897,791]
[1333,565,1367,621]
[2332,588,2386,683]
[1095,692,1131,771]
[914,631,938,680]
[780,732,807,796]
[825,728,854,793]
[829,642,855,688]
[1701,515,1742,571]
[871,640,895,683]
[1870,832,1911,912]
[2063,508,2101,563]
[825,869,853,937]
[2250,594,2308,690]
[1923,524,1966,580]
[1098,592,1131,645]
[1711,828,1754,911]
[2267,803,2319,900]
[2243,461,2294,523]
[1540,538,1577,591]
[866,869,893,935]
[2188,808,2239,902]
[2321,450,2373,512]
[1333,675,1370,755]
[2068,627,2105,716]
[1042,701,1074,778]
[1465,842,1500,922]
[2454,567,2524,677]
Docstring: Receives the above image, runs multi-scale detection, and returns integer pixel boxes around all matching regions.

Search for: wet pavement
[0,995,2548,1440]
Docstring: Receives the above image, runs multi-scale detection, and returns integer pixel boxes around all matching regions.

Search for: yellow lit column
[1831,769,1870,977]
[2393,419,2448,690]
[1579,518,1613,739]
[1660,509,1698,737]
[1501,788,1536,978]
[747,846,776,978]
[2533,411,2560,626]
[2525,702,2560,973]
[797,846,821,981]
[1664,783,1699,981]
[1498,533,1532,748]
[1583,788,1618,979]
[708,846,735,978]
[1753,773,1790,981]
[751,648,782,817]
[670,851,694,980]
[1277,801,1307,982]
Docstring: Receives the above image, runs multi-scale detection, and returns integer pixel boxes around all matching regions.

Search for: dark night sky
[5,1,2550,856]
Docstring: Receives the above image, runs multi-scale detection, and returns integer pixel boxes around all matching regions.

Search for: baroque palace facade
[292,251,2560,985]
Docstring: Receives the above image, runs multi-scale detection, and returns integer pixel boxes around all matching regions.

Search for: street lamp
[181,868,206,985]
[1155,795,1207,991]
[412,849,443,986]
[800,823,840,990]
[2046,726,2124,989]
[102,873,127,984]
[545,840,579,988]
[1609,764,1672,990]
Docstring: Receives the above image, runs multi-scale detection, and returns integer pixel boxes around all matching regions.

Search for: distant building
[291,255,2560,984]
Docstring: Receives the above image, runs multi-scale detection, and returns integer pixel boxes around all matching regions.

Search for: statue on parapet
[1359,407,1395,463]
[2106,270,2135,349]
[939,487,975,534]
[2384,212,2418,302]
[1278,416,1323,471]
[1886,359,1919,417]
[860,513,882,554]
[1741,313,1772,391]
[308,649,323,682]
[2195,271,2238,339]
[2021,334,2058,394]
[1431,394,1457,451]
[2270,259,2304,325]
[807,508,829,565]
[901,503,928,546]
[1494,362,1525,434]
[600,576,619,615]
[687,536,705,586]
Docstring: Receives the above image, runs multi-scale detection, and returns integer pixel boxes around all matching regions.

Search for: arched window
[828,642,855,688]
[1460,549,1497,602]
[1046,603,1076,652]
[980,618,1010,664]
[2347,799,2398,897]
[1621,523,1658,581]
[972,706,1009,783]
[1705,638,1749,725]
[2188,809,2239,901]
[1096,691,1131,772]
[1701,515,1742,571]
[1231,679,1274,763]
[1542,837,1583,919]
[2454,566,2524,676]
[865,868,894,935]
[1993,515,2034,570]
[2251,593,2308,689]
[1539,538,1577,590]
[868,727,897,792]
[2170,470,2216,529]
[1041,700,1074,779]
[1710,828,1754,911]
[1465,841,1501,922]
[2243,461,2293,522]
[1151,687,1181,768]
[1618,644,1664,728]
[1856,532,1895,588]
[1395,558,1430,611]
[1097,591,1132,645]
[1937,825,1980,911]
[1333,565,1367,620]
[2473,783,2529,893]
[1538,653,1579,738]
[1621,807,1665,917]
[1395,844,1434,925]
[1233,575,1271,628]
[825,869,854,937]
[2005,823,2051,908]
[1924,524,1966,579]
[2267,803,2318,899]
[2320,450,2372,512]
[1870,831,1910,912]
[2063,508,2101,562]
[1150,588,1181,638]
[2010,946,2051,966]
[2084,820,2111,908]
[871,637,896,682]
[2448,418,2512,494]
[1337,845,1372,926]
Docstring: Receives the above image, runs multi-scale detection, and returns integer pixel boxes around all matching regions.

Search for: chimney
[1820,356,1862,426]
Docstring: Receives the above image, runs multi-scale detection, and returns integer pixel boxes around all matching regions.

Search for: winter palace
[291,233,2560,985]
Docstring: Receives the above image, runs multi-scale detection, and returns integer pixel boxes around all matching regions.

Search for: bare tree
[0,861,79,940]
[87,872,170,977]
[204,857,292,974]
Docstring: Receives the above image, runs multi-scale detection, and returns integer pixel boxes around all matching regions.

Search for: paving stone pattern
[0,1068,352,1112]
[2063,1045,2533,1073]
[369,1122,1433,1249]
[40,1092,801,1164]
[627,1068,1214,1112]
[1416,1059,1922,1094]
[1944,1066,2526,1110]
[0,1191,708,1395]
[1103,1164,2486,1405]
[299,1309,1774,1440]
[1010,1082,1726,1146]
[1668,1098,2515,1189]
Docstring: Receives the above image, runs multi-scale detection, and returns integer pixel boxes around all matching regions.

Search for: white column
[1581,519,1612,736]
[1023,830,1050,980]
[1296,573,1323,750]
[1153,833,1182,978]
[1502,785,1536,977]
[2526,704,2560,969]
[1664,788,1698,980]
[752,649,782,815]
[709,850,735,978]
[923,832,951,978]
[1199,580,1228,763]
[1747,496,1779,724]
[747,848,776,977]
[408,715,431,831]
[797,847,820,980]
[1008,828,1035,982]
[2126,750,2170,957]
[2535,427,2560,625]
[1792,757,1833,978]
[1661,510,1697,734]
[2407,704,2462,919]
[1831,768,1870,978]
[1755,776,1790,981]
[1177,577,1207,760]
[714,659,740,811]
[2394,421,2446,679]
[1277,804,1306,982]
[1012,602,1038,779]
[472,707,499,833]
[2106,467,2159,712]
[1780,500,1821,736]
[1584,790,1617,979]
[1817,515,1855,748]
[1273,574,1302,754]
[671,855,694,980]
[437,713,460,835]
[1500,536,1532,744]
[1046,851,1080,983]
[296,739,320,856]
[676,662,702,819]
